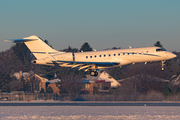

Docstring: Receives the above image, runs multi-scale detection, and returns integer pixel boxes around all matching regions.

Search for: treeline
[0,40,179,97]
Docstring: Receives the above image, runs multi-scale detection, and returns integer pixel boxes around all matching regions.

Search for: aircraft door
[72,52,75,61]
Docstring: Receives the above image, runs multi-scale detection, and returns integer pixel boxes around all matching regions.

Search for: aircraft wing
[58,61,120,66]
[54,60,120,71]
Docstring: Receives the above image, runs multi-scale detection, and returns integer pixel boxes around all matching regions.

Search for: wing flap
[78,65,93,70]
[71,64,83,68]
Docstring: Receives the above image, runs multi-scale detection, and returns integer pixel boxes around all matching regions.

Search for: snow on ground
[0,106,180,120]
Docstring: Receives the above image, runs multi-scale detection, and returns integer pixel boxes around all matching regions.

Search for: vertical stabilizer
[7,35,64,59]
[23,35,63,59]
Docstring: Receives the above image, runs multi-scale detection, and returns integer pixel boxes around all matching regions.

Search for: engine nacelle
[53,52,74,61]
[31,59,46,65]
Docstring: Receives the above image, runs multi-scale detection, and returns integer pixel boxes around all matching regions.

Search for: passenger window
[99,55,101,57]
[132,52,134,55]
[127,53,130,55]
[114,54,116,56]
[90,56,92,58]
[94,55,96,58]
[104,55,106,57]
[123,53,125,55]
[109,54,111,57]
[118,53,120,56]
[86,56,88,58]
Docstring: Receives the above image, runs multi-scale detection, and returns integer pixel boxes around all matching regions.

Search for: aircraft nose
[169,53,177,59]
[172,54,177,58]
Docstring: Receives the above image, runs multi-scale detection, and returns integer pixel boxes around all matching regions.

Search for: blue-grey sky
[1,0,180,52]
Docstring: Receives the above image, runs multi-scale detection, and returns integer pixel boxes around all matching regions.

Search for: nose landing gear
[161,60,166,70]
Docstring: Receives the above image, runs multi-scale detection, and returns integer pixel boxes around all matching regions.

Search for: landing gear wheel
[95,71,98,76]
[90,71,95,76]
[90,71,98,76]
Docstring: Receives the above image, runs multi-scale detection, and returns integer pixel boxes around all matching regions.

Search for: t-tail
[5,35,64,59]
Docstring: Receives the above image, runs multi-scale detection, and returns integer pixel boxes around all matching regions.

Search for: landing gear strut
[90,70,98,76]
[161,60,166,70]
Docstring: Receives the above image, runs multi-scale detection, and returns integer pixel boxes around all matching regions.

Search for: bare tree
[58,74,83,95]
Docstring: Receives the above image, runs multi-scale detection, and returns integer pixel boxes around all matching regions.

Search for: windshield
[156,48,167,52]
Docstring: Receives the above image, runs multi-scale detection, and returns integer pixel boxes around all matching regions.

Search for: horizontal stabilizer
[5,35,39,43]
[5,39,38,43]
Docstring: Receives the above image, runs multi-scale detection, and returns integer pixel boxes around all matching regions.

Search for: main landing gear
[90,70,98,76]
[161,60,166,70]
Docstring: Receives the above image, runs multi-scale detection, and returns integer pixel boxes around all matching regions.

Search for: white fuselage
[48,46,176,69]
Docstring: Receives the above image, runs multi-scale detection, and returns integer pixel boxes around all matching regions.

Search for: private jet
[6,35,177,76]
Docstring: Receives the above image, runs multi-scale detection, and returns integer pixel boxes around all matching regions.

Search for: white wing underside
[49,60,119,71]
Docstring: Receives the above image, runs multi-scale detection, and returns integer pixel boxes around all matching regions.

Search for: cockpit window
[161,48,167,51]
[156,48,167,52]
